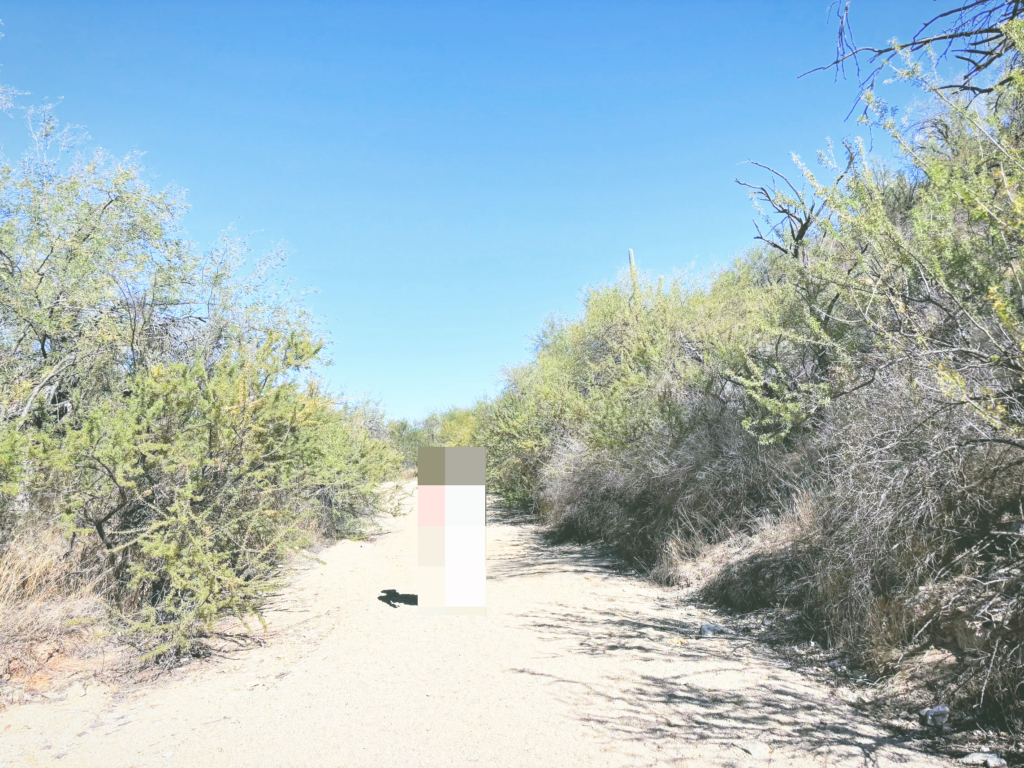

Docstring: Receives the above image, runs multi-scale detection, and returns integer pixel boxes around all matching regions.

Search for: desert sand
[0,480,953,767]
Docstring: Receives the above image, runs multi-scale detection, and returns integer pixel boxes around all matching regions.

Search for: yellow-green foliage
[0,111,401,659]
[481,252,833,514]
[436,406,479,447]
[479,36,1024,726]
[388,403,487,468]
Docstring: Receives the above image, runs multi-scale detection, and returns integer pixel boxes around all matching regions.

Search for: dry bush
[0,526,106,686]
[694,494,820,615]
[697,362,1024,725]
[808,367,1015,660]
[538,392,799,575]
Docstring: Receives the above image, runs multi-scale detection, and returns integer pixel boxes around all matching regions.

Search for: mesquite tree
[0,108,401,658]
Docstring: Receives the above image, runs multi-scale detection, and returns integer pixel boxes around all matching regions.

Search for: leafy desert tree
[0,108,401,660]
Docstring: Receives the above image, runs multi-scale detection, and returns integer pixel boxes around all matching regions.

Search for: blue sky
[0,1,938,420]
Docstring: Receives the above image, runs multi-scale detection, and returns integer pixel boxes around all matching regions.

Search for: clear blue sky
[0,1,938,420]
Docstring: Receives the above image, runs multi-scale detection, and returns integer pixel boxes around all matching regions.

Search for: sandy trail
[0,481,953,767]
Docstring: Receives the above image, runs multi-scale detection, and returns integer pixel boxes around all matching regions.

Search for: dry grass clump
[0,526,107,692]
[691,494,819,611]
[538,395,798,574]
[694,368,1024,727]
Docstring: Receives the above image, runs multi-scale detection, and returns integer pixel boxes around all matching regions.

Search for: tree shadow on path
[485,494,951,766]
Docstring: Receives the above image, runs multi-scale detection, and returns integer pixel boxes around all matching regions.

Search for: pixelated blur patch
[417,447,486,615]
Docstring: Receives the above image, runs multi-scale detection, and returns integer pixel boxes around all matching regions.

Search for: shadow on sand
[378,589,418,608]
[486,493,944,766]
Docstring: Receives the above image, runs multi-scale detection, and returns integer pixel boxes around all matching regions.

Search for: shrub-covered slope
[479,22,1024,728]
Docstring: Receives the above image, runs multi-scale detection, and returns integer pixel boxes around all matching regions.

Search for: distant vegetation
[476,3,1024,730]
[388,404,485,467]
[0,107,402,672]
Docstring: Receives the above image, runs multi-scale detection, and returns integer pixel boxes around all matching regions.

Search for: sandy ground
[0,481,954,768]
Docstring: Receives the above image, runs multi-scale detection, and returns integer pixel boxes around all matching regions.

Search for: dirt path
[0,481,954,767]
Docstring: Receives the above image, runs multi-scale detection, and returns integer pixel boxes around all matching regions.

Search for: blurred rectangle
[444,446,485,485]
[418,447,485,614]
[444,485,485,526]
[417,484,445,526]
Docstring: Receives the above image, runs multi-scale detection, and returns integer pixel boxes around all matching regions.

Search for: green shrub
[478,34,1024,725]
[0,109,401,661]
[388,403,487,468]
